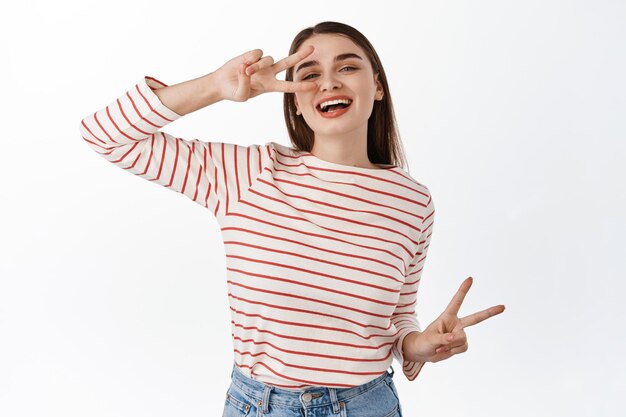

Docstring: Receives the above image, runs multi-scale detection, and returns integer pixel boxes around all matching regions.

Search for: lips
[316,101,352,118]
[315,95,353,109]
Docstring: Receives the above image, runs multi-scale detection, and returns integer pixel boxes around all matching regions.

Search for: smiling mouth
[317,101,353,113]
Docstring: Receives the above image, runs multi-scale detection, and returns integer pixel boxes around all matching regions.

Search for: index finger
[270,45,315,75]
[459,304,506,328]
[444,277,473,316]
[272,79,318,94]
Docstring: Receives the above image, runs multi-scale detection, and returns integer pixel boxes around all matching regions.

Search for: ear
[294,97,301,115]
[374,73,384,101]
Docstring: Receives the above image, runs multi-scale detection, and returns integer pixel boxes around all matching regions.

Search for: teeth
[319,99,352,111]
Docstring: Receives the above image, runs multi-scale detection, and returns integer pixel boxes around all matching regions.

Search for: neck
[311,126,379,169]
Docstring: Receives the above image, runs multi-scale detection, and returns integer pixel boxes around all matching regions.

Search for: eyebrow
[295,53,364,74]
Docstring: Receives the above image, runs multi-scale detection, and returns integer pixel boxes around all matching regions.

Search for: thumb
[438,332,454,345]
[236,63,251,101]
[239,48,263,65]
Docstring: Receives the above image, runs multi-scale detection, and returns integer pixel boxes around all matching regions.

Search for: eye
[301,66,358,80]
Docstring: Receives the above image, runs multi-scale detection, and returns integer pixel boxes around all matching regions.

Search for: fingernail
[448,335,454,341]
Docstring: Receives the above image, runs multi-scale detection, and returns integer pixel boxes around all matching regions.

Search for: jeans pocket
[223,384,253,417]
[385,379,403,417]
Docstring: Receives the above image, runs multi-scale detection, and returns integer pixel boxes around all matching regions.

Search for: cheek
[294,92,306,108]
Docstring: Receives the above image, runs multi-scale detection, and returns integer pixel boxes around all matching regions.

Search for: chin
[309,120,365,136]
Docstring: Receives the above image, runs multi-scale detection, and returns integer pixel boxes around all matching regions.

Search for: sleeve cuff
[138,75,183,121]
[393,328,427,382]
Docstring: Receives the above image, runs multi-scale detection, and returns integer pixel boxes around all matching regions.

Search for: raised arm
[154,45,319,115]
[79,47,319,217]
[151,71,222,116]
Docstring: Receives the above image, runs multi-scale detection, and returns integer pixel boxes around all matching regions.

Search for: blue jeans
[222,363,403,417]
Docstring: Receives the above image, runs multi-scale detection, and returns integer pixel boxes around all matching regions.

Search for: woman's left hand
[405,277,505,363]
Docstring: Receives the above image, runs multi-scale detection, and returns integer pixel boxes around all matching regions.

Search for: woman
[80,20,504,417]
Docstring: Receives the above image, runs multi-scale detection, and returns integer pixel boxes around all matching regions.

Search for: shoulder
[393,167,432,196]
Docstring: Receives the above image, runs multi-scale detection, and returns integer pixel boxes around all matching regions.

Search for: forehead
[298,33,365,57]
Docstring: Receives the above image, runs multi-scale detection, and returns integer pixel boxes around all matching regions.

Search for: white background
[1,0,624,416]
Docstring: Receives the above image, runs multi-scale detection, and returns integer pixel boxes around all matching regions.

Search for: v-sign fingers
[444,277,473,316]
[459,304,506,328]
[272,79,317,93]
[270,45,315,75]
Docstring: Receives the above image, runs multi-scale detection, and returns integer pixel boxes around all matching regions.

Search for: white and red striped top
[80,76,435,389]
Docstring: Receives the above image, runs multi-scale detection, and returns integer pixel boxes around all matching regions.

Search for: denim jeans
[222,363,403,417]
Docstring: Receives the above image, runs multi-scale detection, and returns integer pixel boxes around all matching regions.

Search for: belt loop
[389,365,395,378]
[329,387,341,413]
[261,384,273,414]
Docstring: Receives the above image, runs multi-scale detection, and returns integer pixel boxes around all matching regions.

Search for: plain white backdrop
[1,0,624,416]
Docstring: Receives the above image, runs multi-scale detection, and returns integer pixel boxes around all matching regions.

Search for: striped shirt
[79,76,435,389]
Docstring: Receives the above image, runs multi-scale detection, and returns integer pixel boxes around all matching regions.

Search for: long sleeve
[79,76,266,219]
[390,191,435,381]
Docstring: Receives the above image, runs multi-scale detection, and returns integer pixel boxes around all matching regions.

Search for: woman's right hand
[214,45,318,102]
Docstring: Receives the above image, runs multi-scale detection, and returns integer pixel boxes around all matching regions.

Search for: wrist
[403,331,432,363]
[200,71,224,105]
[402,331,424,362]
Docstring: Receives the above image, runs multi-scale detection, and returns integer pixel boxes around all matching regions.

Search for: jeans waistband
[228,363,395,413]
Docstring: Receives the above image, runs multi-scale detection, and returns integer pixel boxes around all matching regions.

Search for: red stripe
[221,226,402,275]
[111,141,140,164]
[180,140,193,194]
[221,143,230,212]
[271,176,426,222]
[125,91,161,128]
[122,151,142,171]
[93,112,118,144]
[221,213,404,265]
[210,143,219,216]
[166,136,180,187]
[253,180,422,237]
[226,278,392,319]
[116,97,151,136]
[227,265,396,311]
[231,321,395,351]
[192,142,202,202]
[235,359,388,388]
[82,136,112,150]
[225,245,401,288]
[228,294,392,331]
[135,83,174,123]
[230,306,394,341]
[203,145,211,208]
[145,75,167,87]
[239,194,414,256]
[140,135,155,175]
[231,338,392,369]
[151,132,167,182]
[80,119,106,145]
[105,105,139,142]
[246,146,252,186]
[274,147,428,197]
[234,144,241,200]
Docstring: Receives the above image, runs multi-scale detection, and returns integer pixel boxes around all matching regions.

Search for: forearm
[153,71,223,116]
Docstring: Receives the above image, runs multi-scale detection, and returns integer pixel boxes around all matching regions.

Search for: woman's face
[293,34,384,138]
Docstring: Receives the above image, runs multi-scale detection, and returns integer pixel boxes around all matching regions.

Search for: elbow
[79,116,106,152]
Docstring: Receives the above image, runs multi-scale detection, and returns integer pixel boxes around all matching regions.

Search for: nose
[317,72,342,91]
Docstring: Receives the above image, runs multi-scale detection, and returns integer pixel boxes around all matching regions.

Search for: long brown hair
[283,21,409,172]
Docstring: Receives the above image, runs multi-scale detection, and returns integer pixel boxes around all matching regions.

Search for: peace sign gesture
[404,277,505,363]
[214,45,318,102]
